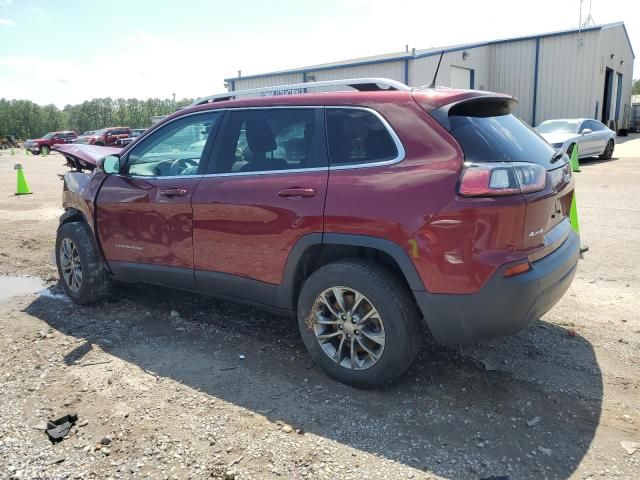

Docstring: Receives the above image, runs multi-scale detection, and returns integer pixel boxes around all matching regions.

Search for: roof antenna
[428,50,445,88]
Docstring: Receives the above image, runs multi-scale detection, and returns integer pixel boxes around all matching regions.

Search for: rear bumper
[415,230,580,344]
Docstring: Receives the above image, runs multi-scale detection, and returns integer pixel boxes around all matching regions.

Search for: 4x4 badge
[528,228,544,237]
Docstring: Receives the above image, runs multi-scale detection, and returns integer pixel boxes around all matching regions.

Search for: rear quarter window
[326,108,399,166]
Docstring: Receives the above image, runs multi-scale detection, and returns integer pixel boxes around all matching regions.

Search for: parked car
[81,127,130,146]
[74,130,96,143]
[535,118,616,159]
[53,78,579,388]
[24,131,77,155]
[115,128,146,147]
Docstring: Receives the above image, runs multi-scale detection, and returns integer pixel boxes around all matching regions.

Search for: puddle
[0,275,46,301]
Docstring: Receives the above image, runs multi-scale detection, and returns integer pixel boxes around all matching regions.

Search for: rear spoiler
[429,95,519,131]
[52,144,122,172]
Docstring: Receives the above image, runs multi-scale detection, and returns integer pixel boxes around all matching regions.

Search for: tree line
[0,97,194,140]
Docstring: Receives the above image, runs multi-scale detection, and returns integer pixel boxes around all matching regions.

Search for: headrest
[246,118,276,154]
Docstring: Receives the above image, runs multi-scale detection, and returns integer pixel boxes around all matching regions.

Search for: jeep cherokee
[53,78,579,388]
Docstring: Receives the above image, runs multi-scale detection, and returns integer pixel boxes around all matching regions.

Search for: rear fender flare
[275,233,425,310]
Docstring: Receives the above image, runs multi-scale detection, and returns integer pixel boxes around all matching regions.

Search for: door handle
[277,187,316,198]
[159,188,188,197]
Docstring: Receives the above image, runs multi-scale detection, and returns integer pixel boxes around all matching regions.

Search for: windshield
[535,120,580,134]
[92,129,107,135]
[83,131,95,135]
[42,132,55,139]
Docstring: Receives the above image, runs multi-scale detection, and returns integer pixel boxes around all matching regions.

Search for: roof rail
[192,78,411,105]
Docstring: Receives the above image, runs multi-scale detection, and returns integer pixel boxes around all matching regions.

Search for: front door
[96,111,223,288]
[192,107,328,304]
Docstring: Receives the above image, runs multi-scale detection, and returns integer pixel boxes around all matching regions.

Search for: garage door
[450,66,472,89]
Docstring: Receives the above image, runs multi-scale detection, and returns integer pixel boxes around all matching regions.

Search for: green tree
[633,79,640,95]
[0,96,194,139]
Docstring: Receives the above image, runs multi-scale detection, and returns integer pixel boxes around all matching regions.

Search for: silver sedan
[535,118,616,160]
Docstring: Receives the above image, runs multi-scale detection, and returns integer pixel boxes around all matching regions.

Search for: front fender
[62,170,107,236]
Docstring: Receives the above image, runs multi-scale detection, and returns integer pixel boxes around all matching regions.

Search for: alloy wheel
[310,286,385,370]
[59,237,82,292]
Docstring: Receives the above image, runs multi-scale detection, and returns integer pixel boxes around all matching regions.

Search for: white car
[535,118,616,160]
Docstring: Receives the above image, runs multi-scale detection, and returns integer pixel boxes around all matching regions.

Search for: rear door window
[326,108,399,166]
[213,108,324,174]
[447,113,556,167]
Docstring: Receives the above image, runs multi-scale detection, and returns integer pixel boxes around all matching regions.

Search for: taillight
[458,162,547,197]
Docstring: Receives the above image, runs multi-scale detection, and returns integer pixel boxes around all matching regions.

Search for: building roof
[225,22,633,83]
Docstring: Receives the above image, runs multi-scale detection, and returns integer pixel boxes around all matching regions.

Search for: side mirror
[98,155,120,174]
[581,128,592,135]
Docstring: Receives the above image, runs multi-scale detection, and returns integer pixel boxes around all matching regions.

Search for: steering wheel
[169,158,198,176]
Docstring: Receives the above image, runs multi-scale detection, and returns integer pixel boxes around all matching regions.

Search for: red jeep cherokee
[53,79,579,388]
[25,130,77,155]
[82,127,131,146]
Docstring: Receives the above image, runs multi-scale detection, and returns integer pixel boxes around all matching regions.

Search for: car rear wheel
[56,222,110,305]
[94,142,105,146]
[40,145,50,155]
[297,260,421,388]
[599,139,614,160]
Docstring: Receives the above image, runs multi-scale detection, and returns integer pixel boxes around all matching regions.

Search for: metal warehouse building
[225,22,635,130]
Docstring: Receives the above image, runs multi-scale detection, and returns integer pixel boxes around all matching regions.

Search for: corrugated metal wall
[233,72,304,91]
[535,30,600,124]
[227,25,634,127]
[489,40,537,124]
[410,47,490,90]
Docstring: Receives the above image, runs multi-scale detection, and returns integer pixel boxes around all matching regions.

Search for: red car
[25,131,77,155]
[81,127,131,146]
[53,78,579,388]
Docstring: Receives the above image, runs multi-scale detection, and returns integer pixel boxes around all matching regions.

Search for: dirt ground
[0,138,639,480]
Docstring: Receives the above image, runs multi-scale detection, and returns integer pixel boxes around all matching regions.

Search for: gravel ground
[0,138,639,479]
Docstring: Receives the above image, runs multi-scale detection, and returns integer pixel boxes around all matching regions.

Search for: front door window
[126,112,222,177]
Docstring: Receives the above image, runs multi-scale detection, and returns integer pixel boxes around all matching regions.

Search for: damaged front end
[53,144,117,230]
[53,144,122,172]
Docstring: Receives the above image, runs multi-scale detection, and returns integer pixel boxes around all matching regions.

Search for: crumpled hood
[53,143,121,171]
[537,132,578,145]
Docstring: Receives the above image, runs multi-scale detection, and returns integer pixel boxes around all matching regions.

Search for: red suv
[25,131,77,155]
[81,127,131,146]
[53,79,579,388]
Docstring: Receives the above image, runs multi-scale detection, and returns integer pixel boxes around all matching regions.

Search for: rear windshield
[448,114,555,165]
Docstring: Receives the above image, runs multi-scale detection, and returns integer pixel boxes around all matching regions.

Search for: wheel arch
[59,208,88,227]
[276,233,424,311]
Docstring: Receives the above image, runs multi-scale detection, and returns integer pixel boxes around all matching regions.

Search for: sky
[0,0,638,107]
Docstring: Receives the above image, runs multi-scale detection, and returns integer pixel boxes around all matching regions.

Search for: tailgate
[522,160,574,256]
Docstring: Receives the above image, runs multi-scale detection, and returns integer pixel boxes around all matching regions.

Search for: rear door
[96,111,223,288]
[587,120,610,154]
[192,107,328,304]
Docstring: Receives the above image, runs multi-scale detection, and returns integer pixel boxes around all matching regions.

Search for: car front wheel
[40,145,50,155]
[56,222,110,304]
[297,260,421,388]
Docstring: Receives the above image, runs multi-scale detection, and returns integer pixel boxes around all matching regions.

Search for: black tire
[599,139,614,160]
[56,222,110,305]
[32,150,40,156]
[566,143,576,158]
[94,142,105,147]
[40,145,50,156]
[297,259,421,388]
